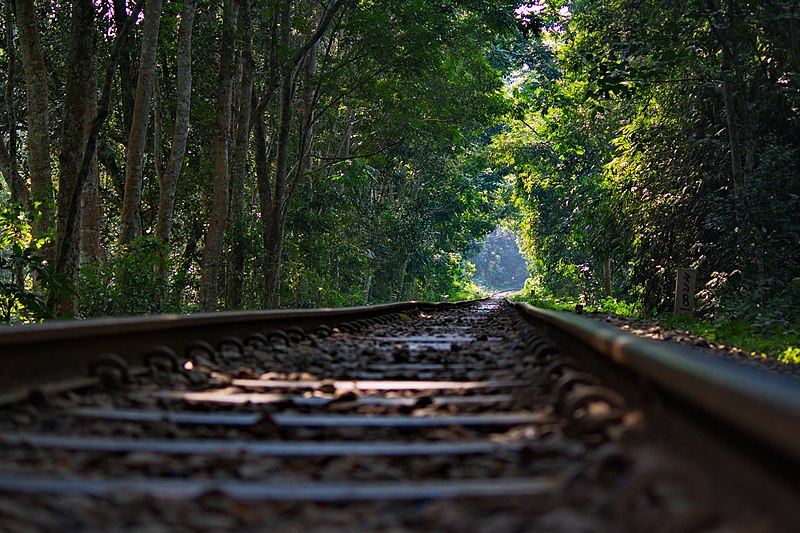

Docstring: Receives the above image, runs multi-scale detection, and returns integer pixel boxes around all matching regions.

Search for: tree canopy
[1,0,799,325]
[0,0,518,320]
[495,0,800,324]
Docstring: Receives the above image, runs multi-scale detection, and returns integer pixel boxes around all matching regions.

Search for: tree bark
[708,0,767,289]
[15,0,52,247]
[52,0,96,316]
[113,0,136,142]
[603,258,612,297]
[200,0,239,311]
[263,0,348,308]
[226,0,254,309]
[708,0,746,195]
[47,0,143,315]
[120,0,162,244]
[294,22,319,195]
[2,3,26,207]
[80,53,101,267]
[254,114,275,307]
[263,1,293,309]
[155,0,197,245]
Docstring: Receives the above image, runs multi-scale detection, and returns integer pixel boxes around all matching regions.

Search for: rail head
[0,299,483,405]
[510,301,800,467]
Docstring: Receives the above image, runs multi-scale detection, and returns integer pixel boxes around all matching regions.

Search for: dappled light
[473,228,529,292]
[0,0,797,336]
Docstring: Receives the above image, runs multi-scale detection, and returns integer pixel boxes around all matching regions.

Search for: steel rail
[0,300,478,405]
[510,300,800,525]
[510,301,800,464]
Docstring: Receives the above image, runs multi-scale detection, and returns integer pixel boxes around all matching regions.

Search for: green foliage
[513,289,641,316]
[415,253,487,302]
[493,0,800,324]
[473,227,528,291]
[511,287,580,311]
[79,237,180,316]
[595,296,641,317]
[662,314,800,364]
[0,202,54,323]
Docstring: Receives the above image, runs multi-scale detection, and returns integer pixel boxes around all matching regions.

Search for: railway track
[0,298,798,531]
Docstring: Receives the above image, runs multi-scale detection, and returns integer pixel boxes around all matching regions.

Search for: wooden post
[603,258,612,297]
[674,268,697,316]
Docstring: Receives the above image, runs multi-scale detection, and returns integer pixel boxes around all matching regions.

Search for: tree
[155,0,198,245]
[261,0,350,308]
[497,0,800,320]
[15,0,52,249]
[200,0,238,311]
[120,0,162,244]
[51,0,97,315]
[0,0,526,320]
[224,0,253,309]
[47,0,143,315]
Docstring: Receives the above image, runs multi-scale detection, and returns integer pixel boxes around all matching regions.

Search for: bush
[79,236,178,317]
[0,202,54,323]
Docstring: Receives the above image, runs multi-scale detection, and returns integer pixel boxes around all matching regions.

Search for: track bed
[0,300,792,531]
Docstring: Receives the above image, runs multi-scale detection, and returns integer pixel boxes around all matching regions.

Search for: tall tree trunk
[263,2,293,309]
[709,0,746,196]
[709,0,767,291]
[47,0,143,315]
[2,3,26,207]
[254,114,275,308]
[294,23,319,192]
[120,0,162,244]
[603,258,612,297]
[225,0,254,310]
[263,0,347,308]
[155,0,197,244]
[15,0,52,249]
[200,0,239,311]
[113,0,136,143]
[80,54,100,267]
[3,3,25,295]
[52,0,96,316]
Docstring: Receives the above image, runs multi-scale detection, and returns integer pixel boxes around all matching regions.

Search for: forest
[0,0,799,329]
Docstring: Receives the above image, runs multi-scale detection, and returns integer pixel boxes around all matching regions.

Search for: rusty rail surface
[0,300,477,404]
[510,300,800,525]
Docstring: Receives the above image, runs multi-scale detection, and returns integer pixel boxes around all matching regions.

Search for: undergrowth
[513,292,800,363]
[662,315,800,364]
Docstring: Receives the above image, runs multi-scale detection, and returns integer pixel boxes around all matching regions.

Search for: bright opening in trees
[473,228,528,292]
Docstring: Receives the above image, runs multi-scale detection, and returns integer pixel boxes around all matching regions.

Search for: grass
[661,315,800,364]
[513,292,800,363]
